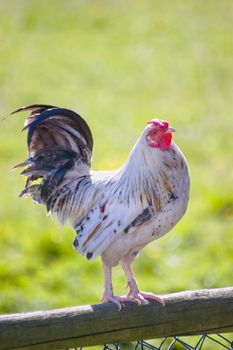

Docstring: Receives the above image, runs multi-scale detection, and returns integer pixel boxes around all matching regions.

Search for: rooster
[13,104,190,309]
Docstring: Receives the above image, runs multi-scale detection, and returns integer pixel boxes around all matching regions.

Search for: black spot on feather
[73,237,79,248]
[86,252,93,260]
[168,192,179,203]
[124,207,154,234]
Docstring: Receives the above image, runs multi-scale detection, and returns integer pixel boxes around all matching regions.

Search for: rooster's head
[146,119,175,151]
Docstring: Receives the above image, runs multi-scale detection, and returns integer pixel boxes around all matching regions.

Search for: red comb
[147,119,169,129]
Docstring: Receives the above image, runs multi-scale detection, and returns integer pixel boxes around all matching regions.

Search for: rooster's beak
[165,127,175,134]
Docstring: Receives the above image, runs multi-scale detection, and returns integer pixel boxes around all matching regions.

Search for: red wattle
[159,133,172,151]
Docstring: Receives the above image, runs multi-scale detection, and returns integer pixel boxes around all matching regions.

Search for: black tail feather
[14,104,93,213]
[12,105,93,153]
[11,104,58,116]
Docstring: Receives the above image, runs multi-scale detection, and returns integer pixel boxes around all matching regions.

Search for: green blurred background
[0,0,232,314]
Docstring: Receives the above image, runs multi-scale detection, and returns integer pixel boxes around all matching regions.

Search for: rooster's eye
[151,130,157,135]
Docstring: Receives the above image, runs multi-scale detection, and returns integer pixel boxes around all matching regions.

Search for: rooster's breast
[102,145,190,267]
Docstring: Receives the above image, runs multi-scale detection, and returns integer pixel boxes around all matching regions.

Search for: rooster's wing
[73,192,154,260]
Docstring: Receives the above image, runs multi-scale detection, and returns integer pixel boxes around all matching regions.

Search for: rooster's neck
[116,136,168,196]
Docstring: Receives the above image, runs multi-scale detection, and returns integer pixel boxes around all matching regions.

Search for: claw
[126,282,164,306]
[100,293,125,311]
[128,292,148,305]
[131,291,165,306]
[117,294,141,305]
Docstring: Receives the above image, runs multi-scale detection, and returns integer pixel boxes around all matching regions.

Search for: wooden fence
[0,287,232,350]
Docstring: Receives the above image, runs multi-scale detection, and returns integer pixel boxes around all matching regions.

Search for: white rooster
[13,104,190,309]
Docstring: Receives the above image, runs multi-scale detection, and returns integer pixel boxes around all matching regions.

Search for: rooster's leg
[121,258,165,306]
[100,263,126,310]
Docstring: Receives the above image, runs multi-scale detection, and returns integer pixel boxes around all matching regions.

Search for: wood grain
[0,287,232,350]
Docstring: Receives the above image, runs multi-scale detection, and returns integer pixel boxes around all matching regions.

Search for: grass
[0,0,232,315]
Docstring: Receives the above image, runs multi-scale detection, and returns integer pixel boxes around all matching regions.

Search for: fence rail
[0,287,232,350]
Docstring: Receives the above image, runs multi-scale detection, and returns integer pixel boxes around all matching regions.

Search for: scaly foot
[100,292,131,311]
[100,290,164,310]
[127,290,165,306]
[126,280,165,306]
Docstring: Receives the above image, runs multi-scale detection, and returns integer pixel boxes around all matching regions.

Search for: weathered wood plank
[0,287,232,350]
